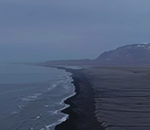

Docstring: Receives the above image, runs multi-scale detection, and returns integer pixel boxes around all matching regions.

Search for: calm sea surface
[0,63,75,130]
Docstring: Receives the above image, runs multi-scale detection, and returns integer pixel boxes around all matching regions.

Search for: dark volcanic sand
[55,69,104,130]
[55,67,150,130]
[85,67,150,130]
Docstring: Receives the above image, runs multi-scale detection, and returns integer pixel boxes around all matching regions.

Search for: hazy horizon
[0,0,150,62]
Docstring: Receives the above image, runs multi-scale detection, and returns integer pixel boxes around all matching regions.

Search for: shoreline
[45,70,77,130]
[55,68,104,130]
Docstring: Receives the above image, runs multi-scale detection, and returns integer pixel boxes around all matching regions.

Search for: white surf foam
[40,72,76,130]
[43,114,69,130]
[30,71,76,130]
[22,93,42,102]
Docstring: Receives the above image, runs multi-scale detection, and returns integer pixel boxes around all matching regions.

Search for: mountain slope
[42,43,150,67]
[96,43,150,66]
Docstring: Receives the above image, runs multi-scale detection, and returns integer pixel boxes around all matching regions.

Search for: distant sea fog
[0,63,75,130]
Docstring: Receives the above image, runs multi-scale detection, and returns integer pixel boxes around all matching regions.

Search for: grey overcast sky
[0,0,150,62]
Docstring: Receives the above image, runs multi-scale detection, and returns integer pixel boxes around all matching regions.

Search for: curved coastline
[55,68,104,130]
[46,70,76,130]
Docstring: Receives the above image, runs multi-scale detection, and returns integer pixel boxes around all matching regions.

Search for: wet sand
[55,68,104,130]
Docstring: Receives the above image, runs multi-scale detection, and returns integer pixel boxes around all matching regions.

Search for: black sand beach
[55,68,104,130]
[55,66,150,130]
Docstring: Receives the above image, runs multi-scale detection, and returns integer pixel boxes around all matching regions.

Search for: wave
[39,71,76,130]
[21,93,42,102]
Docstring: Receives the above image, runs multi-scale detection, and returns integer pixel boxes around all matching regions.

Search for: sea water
[0,63,75,130]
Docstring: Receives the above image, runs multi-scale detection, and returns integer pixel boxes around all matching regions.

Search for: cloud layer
[0,0,150,61]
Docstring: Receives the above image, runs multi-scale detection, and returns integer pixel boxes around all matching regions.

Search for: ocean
[0,63,75,130]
